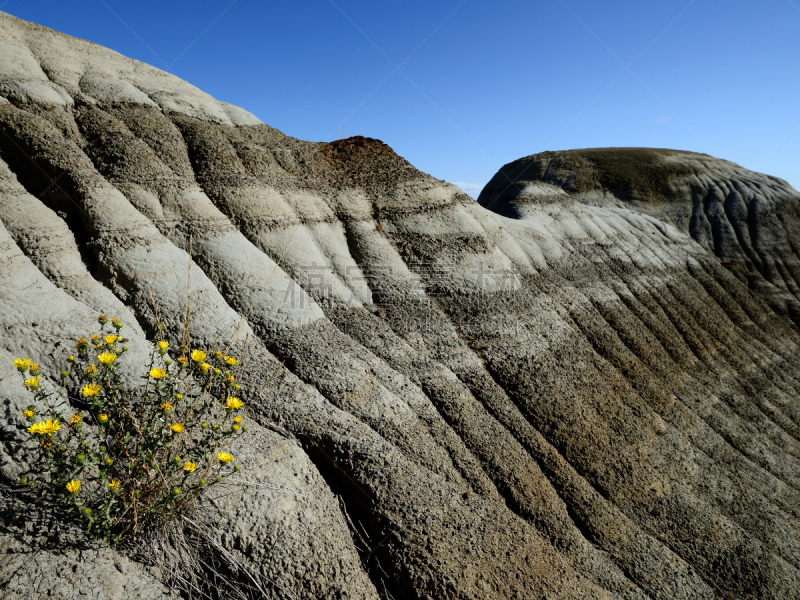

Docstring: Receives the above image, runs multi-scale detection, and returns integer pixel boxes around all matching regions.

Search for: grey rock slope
[478,148,800,325]
[1,12,799,600]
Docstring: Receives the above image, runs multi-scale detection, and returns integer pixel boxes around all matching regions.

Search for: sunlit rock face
[1,11,800,600]
[479,147,800,326]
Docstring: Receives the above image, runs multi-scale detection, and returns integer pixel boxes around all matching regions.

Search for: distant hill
[480,147,800,325]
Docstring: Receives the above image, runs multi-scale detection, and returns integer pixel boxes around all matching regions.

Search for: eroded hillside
[478,148,800,326]
[1,12,799,600]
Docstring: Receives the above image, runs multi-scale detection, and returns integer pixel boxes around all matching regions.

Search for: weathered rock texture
[1,12,799,600]
[478,148,800,325]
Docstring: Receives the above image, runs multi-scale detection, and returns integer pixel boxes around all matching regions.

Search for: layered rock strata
[1,12,799,600]
[478,148,800,325]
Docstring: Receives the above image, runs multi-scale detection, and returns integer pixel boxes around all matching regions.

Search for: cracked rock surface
[1,12,799,600]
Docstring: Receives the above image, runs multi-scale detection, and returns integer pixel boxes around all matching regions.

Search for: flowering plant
[16,315,246,545]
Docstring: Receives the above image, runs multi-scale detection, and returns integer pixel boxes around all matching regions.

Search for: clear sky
[4,0,799,197]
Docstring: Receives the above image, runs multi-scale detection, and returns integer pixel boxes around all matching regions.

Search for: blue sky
[4,0,799,197]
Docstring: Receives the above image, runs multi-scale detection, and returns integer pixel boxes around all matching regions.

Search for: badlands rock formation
[478,148,800,326]
[1,11,799,600]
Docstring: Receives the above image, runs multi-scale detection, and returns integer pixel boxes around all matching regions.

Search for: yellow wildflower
[104,335,118,345]
[177,356,188,365]
[226,397,244,410]
[81,383,101,397]
[90,334,101,342]
[28,363,40,375]
[224,356,238,366]
[97,352,117,365]
[67,355,75,362]
[200,363,210,372]
[170,423,184,433]
[74,337,89,350]
[99,413,108,423]
[86,364,97,374]
[105,457,113,464]
[40,437,53,449]
[27,419,61,436]
[190,350,207,363]
[175,393,183,400]
[159,402,172,412]
[23,409,34,418]
[216,452,233,463]
[13,358,31,372]
[108,479,121,491]
[158,340,169,350]
[226,375,235,384]
[183,461,198,473]
[233,416,243,424]
[70,414,82,425]
[23,376,40,390]
[232,423,240,431]
[149,368,166,380]
[42,419,61,435]
[214,350,223,358]
[66,479,81,494]
[214,368,221,375]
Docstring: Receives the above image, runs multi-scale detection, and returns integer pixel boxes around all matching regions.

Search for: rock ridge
[478,147,800,325]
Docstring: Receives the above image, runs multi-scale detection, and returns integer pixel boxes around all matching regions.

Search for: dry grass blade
[236,332,250,381]
[182,235,193,350]
[254,360,286,400]
[137,512,279,600]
